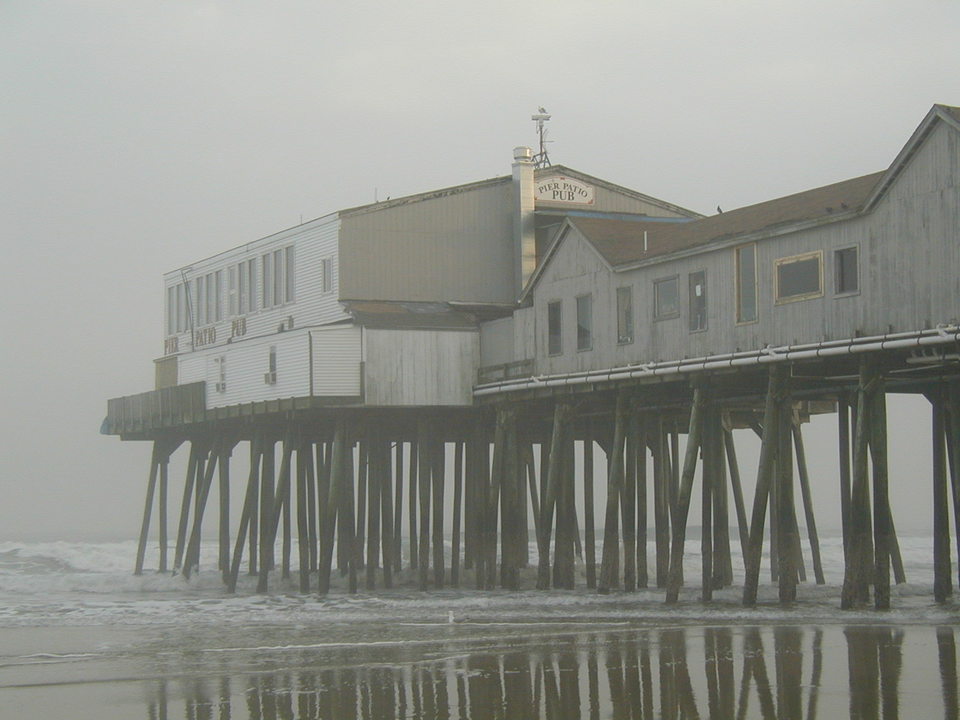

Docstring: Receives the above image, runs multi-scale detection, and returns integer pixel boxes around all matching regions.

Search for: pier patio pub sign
[536,175,595,205]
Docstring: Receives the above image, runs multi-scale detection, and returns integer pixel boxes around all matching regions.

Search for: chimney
[512,146,536,297]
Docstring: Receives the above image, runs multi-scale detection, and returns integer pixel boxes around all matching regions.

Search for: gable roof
[572,171,884,269]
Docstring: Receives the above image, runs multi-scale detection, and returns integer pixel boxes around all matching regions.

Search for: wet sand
[2,617,957,719]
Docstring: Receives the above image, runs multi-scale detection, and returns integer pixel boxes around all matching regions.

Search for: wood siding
[311,326,362,397]
[364,328,479,406]
[521,120,960,377]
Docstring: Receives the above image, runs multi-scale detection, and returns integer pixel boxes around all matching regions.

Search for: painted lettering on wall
[194,326,217,347]
[231,317,247,339]
[535,176,595,205]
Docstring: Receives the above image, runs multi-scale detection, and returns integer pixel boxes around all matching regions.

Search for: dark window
[548,300,562,355]
[835,246,858,294]
[689,271,707,332]
[654,276,679,319]
[776,251,823,302]
[576,294,592,351]
[616,286,633,344]
[736,244,757,323]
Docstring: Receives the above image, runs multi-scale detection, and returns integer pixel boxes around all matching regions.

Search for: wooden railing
[103,382,206,435]
[476,359,534,385]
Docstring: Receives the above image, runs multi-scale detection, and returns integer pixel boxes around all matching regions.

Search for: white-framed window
[262,246,296,309]
[775,250,823,304]
[576,294,592,351]
[547,300,562,356]
[215,355,227,392]
[689,270,707,332]
[616,286,633,344]
[654,276,680,320]
[735,243,758,324]
[264,346,277,385]
[834,246,859,295]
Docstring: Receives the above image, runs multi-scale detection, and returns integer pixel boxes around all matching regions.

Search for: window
[775,251,823,303]
[321,257,333,293]
[196,274,206,326]
[167,286,177,335]
[735,244,757,323]
[215,356,226,392]
[262,252,274,309]
[285,247,295,303]
[616,286,633,344]
[689,271,707,332]
[576,294,592,351]
[835,246,859,295]
[262,246,295,308]
[228,266,238,316]
[265,346,277,385]
[654,276,679,320]
[547,300,562,356]
[214,270,223,321]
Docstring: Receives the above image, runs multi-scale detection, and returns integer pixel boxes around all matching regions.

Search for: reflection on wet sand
[145,625,958,720]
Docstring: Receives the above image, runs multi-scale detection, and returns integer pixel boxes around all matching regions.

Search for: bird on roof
[538,106,547,113]
[717,205,723,214]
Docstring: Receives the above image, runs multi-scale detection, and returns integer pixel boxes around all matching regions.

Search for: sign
[535,176,595,205]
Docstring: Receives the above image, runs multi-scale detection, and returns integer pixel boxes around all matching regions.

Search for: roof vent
[513,146,533,162]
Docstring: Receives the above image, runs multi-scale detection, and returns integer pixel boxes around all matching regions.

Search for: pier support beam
[598,395,626,593]
[665,385,705,604]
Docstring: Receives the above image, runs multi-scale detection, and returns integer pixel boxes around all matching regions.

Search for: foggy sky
[1,0,958,540]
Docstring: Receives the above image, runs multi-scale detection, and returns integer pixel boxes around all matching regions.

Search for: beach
[1,537,958,719]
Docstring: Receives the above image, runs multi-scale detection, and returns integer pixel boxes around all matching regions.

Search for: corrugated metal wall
[339,181,515,304]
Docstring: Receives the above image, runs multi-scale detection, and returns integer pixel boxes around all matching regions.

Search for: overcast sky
[1,1,958,541]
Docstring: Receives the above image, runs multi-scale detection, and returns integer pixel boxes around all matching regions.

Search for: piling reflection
[145,625,959,720]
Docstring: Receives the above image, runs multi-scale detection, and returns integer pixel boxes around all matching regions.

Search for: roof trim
[538,164,704,219]
[862,103,960,212]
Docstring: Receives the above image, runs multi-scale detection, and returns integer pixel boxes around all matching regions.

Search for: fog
[1,1,957,540]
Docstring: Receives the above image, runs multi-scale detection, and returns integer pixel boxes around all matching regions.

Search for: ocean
[1,535,957,718]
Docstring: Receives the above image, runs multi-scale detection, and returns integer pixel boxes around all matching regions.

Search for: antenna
[531,107,552,168]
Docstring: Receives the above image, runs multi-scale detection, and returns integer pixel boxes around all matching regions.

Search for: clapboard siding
[178,330,311,409]
[161,213,346,371]
[526,117,960,377]
[311,326,362,396]
[364,329,479,406]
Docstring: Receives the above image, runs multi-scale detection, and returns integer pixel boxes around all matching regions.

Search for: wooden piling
[723,425,750,566]
[792,422,825,585]
[701,402,715,602]
[501,411,522,589]
[539,403,571,589]
[356,442,367,571]
[777,384,797,604]
[158,449,169,573]
[932,388,953,603]
[257,440,277,592]
[305,440,318,573]
[451,441,464,587]
[318,422,345,595]
[635,418,648,589]
[135,442,162,576]
[183,441,220,579]
[584,428,597,589]
[418,419,432,590]
[711,417,733,588]
[946,382,960,591]
[485,411,505,590]
[366,433,382,591]
[380,437,394,589]
[248,440,260,575]
[343,435,358,594]
[622,412,638,592]
[868,372,891,609]
[393,441,404,571]
[743,365,785,607]
[432,435,446,589]
[652,420,671,588]
[553,426,576,589]
[408,436,419,572]
[598,395,626,594]
[227,437,262,593]
[280,441,293,580]
[218,444,231,574]
[665,386,706,604]
[842,359,875,608]
[296,439,311,592]
[173,442,201,571]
